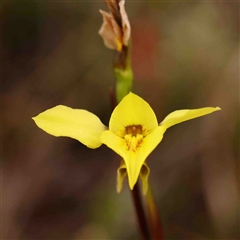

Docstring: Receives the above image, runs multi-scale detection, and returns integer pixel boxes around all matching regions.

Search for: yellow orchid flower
[33,93,220,194]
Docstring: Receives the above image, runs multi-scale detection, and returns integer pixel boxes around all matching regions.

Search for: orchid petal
[117,161,150,195]
[116,160,127,193]
[101,126,165,190]
[33,105,106,148]
[101,130,127,158]
[160,107,221,129]
[109,92,158,137]
[140,163,150,195]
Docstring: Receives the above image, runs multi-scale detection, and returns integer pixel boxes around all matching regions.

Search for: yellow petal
[109,92,158,137]
[125,126,165,189]
[140,163,150,195]
[32,105,106,148]
[116,161,150,194]
[101,130,127,158]
[116,160,127,193]
[160,107,221,129]
[101,126,165,190]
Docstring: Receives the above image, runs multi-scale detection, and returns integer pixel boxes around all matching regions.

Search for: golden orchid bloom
[33,93,220,194]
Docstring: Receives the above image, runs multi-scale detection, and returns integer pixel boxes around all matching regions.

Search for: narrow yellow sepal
[160,107,221,129]
[32,105,106,148]
[140,163,150,195]
[116,161,127,193]
[116,161,150,195]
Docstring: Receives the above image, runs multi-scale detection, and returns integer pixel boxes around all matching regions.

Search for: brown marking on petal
[124,125,144,152]
[125,125,143,136]
[125,134,143,152]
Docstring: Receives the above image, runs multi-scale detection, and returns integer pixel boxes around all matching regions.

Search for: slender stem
[146,187,164,240]
[131,182,151,240]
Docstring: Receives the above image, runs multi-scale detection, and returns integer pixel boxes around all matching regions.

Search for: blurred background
[2,1,239,239]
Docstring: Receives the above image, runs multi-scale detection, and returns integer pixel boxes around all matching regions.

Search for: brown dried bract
[98,0,131,52]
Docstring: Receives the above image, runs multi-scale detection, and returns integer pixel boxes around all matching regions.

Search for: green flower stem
[131,182,151,240]
[114,42,134,103]
[114,65,133,103]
